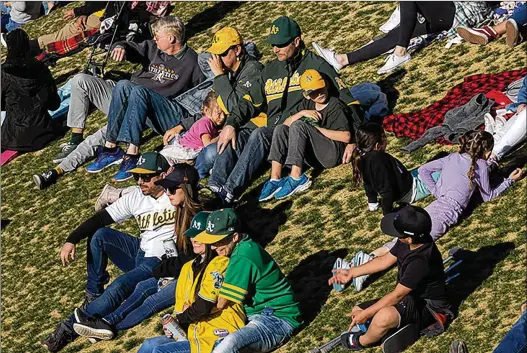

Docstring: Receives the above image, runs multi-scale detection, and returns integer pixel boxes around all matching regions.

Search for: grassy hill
[1,2,526,353]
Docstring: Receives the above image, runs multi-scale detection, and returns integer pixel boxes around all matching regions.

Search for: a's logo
[206,220,215,232]
[243,80,251,88]
[138,156,146,165]
[210,271,224,289]
[305,75,312,82]
[212,33,220,44]
[270,25,280,34]
[192,220,202,230]
[213,329,229,337]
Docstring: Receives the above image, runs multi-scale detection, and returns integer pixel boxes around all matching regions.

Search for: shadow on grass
[186,2,246,40]
[287,248,348,327]
[1,219,11,229]
[377,68,408,114]
[446,242,515,316]
[237,200,292,248]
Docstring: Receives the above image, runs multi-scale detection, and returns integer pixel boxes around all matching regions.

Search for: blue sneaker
[112,155,138,182]
[258,178,286,202]
[275,174,312,199]
[86,148,124,173]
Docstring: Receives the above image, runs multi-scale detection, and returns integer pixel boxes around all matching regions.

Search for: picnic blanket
[383,68,527,144]
[36,28,99,65]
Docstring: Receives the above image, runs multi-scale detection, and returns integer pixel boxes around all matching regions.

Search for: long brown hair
[458,130,494,188]
[351,122,387,185]
[173,184,201,255]
[192,244,217,301]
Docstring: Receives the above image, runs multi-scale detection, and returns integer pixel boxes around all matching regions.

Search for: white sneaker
[0,33,6,48]
[484,113,495,134]
[353,251,374,292]
[312,42,343,72]
[377,53,411,75]
[94,184,122,212]
[492,115,508,142]
[379,5,400,33]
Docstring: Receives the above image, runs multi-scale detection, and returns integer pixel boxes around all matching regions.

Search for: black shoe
[41,322,75,352]
[33,170,58,190]
[340,331,365,351]
[73,308,115,340]
[79,292,99,311]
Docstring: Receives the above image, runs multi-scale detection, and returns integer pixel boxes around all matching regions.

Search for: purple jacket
[418,152,513,209]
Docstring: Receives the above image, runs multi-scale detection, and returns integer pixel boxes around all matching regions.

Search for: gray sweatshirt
[10,2,41,24]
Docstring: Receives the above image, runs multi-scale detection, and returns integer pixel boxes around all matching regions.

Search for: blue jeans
[195,142,218,179]
[212,314,295,353]
[510,3,527,27]
[1,16,22,32]
[494,311,527,353]
[105,277,176,331]
[139,336,191,353]
[208,127,274,196]
[106,80,188,146]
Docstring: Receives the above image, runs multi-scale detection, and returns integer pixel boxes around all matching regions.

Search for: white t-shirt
[106,187,175,258]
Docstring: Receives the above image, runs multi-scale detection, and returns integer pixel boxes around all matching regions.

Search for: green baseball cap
[265,16,301,46]
[128,152,170,174]
[194,208,241,244]
[184,211,211,238]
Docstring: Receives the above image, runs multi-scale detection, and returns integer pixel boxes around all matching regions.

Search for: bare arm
[316,127,351,143]
[201,134,219,147]
[329,251,397,285]
[351,284,412,325]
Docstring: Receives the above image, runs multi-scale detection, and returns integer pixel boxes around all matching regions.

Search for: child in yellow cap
[259,69,353,201]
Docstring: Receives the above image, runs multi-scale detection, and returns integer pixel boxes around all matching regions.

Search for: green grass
[1,2,526,353]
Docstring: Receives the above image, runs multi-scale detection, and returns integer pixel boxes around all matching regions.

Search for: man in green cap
[209,16,364,205]
[41,152,175,352]
[194,208,303,353]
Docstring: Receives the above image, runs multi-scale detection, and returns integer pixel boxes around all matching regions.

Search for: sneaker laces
[42,171,54,180]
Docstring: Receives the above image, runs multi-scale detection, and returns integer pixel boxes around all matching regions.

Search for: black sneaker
[73,308,115,340]
[33,170,58,190]
[340,331,365,351]
[41,322,75,352]
[53,142,79,164]
[79,292,99,311]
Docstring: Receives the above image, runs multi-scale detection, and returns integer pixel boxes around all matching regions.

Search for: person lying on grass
[258,69,352,202]
[329,205,453,351]
[137,211,246,353]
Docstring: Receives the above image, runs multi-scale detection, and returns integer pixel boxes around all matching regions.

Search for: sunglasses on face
[273,39,294,49]
[133,173,159,182]
[219,46,233,57]
[163,186,180,195]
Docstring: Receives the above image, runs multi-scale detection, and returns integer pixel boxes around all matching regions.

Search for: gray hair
[151,16,186,44]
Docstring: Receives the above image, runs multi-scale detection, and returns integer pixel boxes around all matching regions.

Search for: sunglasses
[272,39,294,49]
[163,186,180,195]
[133,173,159,182]
[219,46,233,57]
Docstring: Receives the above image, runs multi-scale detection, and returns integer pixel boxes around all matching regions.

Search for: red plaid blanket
[383,68,527,141]
[36,28,99,62]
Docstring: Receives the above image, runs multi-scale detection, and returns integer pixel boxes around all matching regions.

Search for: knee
[290,120,310,134]
[273,124,289,137]
[114,79,135,92]
[213,333,239,353]
[129,85,149,98]
[247,128,271,146]
[202,143,218,161]
[135,278,157,294]
[140,337,159,353]
[91,228,111,247]
[372,307,399,329]
[71,73,94,91]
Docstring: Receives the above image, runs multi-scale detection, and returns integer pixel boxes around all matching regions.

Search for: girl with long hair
[138,212,246,353]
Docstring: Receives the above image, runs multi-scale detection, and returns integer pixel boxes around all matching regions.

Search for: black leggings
[347,1,456,65]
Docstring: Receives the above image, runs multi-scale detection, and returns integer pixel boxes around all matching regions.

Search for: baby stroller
[83,1,154,77]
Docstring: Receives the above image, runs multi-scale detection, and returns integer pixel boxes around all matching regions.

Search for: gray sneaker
[53,142,78,164]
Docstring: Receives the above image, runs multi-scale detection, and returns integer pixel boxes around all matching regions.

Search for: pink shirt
[179,116,220,150]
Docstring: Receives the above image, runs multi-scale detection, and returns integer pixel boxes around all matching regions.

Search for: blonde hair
[151,16,186,44]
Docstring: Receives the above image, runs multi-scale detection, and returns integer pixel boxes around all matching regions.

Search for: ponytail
[459,130,494,188]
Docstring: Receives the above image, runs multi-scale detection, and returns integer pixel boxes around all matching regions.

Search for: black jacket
[1,59,61,152]
[361,150,413,214]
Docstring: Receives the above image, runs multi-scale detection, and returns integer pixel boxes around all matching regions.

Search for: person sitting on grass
[69,164,202,343]
[258,69,352,201]
[138,211,246,353]
[84,15,205,182]
[329,205,453,351]
[160,91,225,167]
[192,208,303,353]
[40,154,197,352]
[456,2,526,48]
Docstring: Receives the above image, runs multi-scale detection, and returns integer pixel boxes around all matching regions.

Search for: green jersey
[219,235,303,329]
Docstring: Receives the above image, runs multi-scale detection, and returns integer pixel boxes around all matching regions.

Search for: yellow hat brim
[127,168,157,174]
[193,230,231,244]
[207,43,230,55]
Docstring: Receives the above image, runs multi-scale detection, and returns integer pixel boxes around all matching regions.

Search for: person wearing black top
[329,205,453,351]
[259,69,352,201]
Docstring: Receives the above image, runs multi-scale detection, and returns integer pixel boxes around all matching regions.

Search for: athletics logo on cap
[270,24,280,34]
[138,156,146,165]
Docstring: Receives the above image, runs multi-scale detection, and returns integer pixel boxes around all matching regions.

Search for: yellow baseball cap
[300,69,326,94]
[207,27,243,55]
